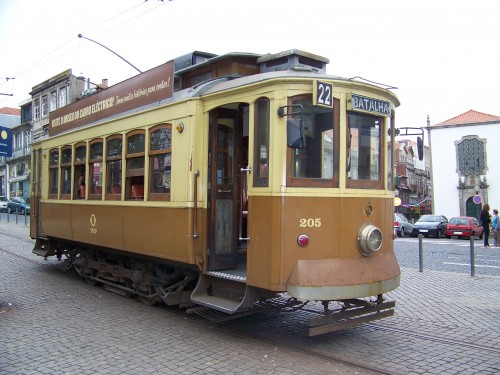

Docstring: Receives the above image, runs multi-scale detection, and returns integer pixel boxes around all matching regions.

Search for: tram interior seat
[111,185,121,194]
[78,185,85,199]
[131,184,144,200]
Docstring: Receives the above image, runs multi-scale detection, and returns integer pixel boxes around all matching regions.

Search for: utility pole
[426,115,435,214]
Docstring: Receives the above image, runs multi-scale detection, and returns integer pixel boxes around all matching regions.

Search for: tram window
[48,149,59,198]
[126,131,145,200]
[253,98,269,187]
[106,135,123,200]
[88,140,103,199]
[60,147,72,198]
[149,125,171,201]
[346,112,383,189]
[74,143,86,199]
[287,95,339,187]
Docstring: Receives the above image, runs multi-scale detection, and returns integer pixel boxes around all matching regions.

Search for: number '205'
[299,218,322,227]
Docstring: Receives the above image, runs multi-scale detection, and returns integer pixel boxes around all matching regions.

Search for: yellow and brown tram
[30,49,402,335]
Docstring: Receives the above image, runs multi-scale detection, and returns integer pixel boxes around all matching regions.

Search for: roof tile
[434,109,500,126]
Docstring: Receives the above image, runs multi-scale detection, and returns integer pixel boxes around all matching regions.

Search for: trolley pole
[470,235,476,277]
[418,234,424,272]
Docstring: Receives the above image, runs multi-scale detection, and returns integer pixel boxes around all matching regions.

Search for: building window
[89,139,103,200]
[50,91,57,112]
[287,95,339,188]
[457,136,486,175]
[42,95,48,117]
[126,130,145,200]
[149,124,171,201]
[15,133,22,150]
[59,86,67,107]
[34,99,40,121]
[49,149,59,197]
[253,98,270,187]
[106,135,122,200]
[23,131,30,154]
[346,112,384,189]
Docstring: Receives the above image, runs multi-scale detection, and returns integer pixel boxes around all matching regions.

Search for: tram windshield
[288,95,339,187]
[347,112,384,189]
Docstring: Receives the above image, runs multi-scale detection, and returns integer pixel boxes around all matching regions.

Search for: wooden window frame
[48,149,59,199]
[105,134,123,201]
[345,112,385,190]
[149,124,171,202]
[88,139,103,200]
[60,146,72,200]
[126,130,145,200]
[74,142,86,200]
[286,94,340,188]
[253,97,270,187]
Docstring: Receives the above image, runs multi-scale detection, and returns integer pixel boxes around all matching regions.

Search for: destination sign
[350,94,391,116]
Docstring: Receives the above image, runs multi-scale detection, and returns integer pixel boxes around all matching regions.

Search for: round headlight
[358,223,382,256]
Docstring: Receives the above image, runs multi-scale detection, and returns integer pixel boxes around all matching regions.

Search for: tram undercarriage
[33,238,396,336]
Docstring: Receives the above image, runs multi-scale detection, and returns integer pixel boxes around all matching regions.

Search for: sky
[0,0,499,127]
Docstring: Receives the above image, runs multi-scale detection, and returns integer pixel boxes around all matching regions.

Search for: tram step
[32,239,55,258]
[190,274,257,314]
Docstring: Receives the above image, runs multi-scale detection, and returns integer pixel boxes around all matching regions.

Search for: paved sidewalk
[1,220,499,374]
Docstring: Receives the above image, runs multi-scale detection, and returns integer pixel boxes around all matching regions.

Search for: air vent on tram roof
[257,49,329,74]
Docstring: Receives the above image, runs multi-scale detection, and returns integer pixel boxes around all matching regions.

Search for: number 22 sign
[314,80,333,108]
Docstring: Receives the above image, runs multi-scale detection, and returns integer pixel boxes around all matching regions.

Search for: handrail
[193,170,199,239]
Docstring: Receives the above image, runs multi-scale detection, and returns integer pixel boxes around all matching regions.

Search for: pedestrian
[492,209,499,246]
[480,204,491,247]
[494,209,500,247]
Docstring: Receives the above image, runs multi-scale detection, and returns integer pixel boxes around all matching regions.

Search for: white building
[429,110,500,220]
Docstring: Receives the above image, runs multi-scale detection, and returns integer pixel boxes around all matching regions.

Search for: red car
[445,216,484,239]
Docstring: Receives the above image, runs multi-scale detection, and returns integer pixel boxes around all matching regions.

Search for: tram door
[208,104,248,271]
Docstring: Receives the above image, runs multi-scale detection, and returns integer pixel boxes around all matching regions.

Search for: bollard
[418,234,424,272]
[7,210,9,223]
[470,235,475,277]
[15,210,18,224]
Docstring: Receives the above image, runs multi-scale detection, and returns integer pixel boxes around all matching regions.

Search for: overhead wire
[0,0,170,102]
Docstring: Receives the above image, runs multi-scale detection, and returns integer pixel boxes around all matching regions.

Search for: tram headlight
[357,223,382,256]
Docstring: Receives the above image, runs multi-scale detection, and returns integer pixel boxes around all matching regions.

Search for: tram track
[367,323,500,354]
[0,231,385,375]
[2,229,499,374]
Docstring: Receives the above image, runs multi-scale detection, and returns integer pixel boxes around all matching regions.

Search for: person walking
[480,204,491,247]
[492,209,499,246]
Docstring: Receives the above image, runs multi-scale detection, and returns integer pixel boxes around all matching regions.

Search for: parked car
[394,212,414,237]
[7,197,30,214]
[411,214,448,238]
[0,196,8,212]
[445,216,484,240]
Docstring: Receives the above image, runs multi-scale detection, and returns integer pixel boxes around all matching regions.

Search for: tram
[30,49,403,335]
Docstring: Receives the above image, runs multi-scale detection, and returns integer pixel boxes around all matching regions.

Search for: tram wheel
[139,295,158,306]
[85,276,98,286]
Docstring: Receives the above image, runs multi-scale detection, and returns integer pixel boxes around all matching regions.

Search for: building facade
[0,107,21,196]
[429,110,500,220]
[30,69,86,141]
[394,139,432,221]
